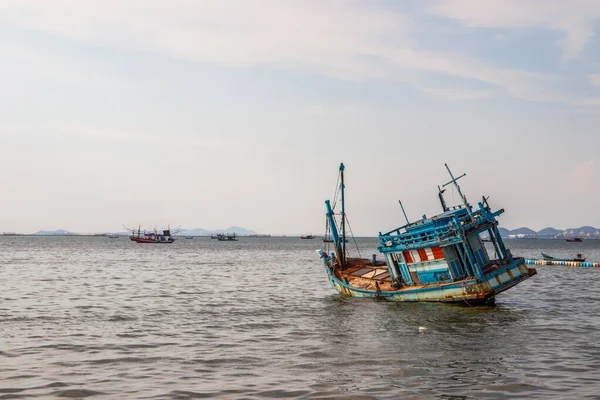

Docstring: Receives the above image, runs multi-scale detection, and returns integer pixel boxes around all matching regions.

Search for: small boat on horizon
[566,236,583,242]
[217,233,238,241]
[301,234,314,239]
[317,163,536,305]
[541,252,586,262]
[322,235,347,243]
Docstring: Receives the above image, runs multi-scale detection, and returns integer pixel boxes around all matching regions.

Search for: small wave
[52,389,105,398]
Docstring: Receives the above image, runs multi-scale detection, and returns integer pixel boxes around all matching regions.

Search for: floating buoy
[419,326,427,332]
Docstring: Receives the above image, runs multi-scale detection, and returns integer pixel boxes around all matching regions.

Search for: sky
[1,0,600,235]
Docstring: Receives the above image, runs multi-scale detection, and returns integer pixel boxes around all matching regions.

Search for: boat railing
[378,225,456,249]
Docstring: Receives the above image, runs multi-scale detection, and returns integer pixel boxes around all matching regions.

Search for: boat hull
[541,252,585,262]
[322,257,535,305]
[134,238,174,244]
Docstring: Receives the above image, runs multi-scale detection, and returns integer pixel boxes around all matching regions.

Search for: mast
[398,200,410,224]
[438,185,448,212]
[442,163,473,220]
[340,163,346,264]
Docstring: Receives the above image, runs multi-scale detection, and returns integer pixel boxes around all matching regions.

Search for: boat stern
[478,258,536,297]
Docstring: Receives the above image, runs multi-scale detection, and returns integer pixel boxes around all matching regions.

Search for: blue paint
[318,163,537,304]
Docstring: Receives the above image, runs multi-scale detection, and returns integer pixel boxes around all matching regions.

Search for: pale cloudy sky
[1,0,599,234]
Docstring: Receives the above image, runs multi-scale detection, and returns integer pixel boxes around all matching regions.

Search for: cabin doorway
[442,245,467,280]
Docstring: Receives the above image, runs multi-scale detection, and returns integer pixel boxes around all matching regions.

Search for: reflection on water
[0,237,599,398]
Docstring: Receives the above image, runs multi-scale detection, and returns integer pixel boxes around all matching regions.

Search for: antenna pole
[443,163,474,220]
[398,200,410,224]
[340,163,346,263]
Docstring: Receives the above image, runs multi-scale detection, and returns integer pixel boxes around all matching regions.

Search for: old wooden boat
[317,163,536,305]
[541,252,585,262]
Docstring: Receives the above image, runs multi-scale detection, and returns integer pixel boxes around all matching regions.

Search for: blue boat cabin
[378,203,511,288]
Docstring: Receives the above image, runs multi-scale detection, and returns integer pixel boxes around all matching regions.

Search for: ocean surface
[1,237,600,399]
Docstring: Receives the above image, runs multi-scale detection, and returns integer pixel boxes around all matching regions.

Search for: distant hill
[510,227,537,236]
[179,226,257,236]
[32,229,77,235]
[497,227,511,237]
[493,226,600,239]
[536,227,563,238]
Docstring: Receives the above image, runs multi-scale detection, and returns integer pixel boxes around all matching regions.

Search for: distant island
[25,227,259,236]
[178,227,257,236]
[32,229,78,236]
[494,226,600,239]
[6,226,599,239]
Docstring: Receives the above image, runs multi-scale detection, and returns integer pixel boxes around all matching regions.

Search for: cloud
[423,87,495,100]
[0,0,598,106]
[589,74,600,86]
[427,0,600,59]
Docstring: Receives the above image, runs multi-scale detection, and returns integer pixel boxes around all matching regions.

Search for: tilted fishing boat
[541,252,585,262]
[317,163,536,305]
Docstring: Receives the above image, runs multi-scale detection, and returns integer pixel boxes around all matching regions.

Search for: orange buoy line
[525,259,600,268]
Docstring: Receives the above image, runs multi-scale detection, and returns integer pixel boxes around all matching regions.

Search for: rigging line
[331,169,341,210]
[344,215,361,259]
[325,216,331,253]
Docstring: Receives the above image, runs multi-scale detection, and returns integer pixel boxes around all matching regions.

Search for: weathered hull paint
[525,259,600,268]
[323,258,535,304]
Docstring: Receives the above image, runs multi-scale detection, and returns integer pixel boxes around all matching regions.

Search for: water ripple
[1,237,600,398]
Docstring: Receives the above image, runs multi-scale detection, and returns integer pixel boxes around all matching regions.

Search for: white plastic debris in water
[419,326,427,332]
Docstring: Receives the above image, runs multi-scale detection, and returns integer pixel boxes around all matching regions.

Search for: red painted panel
[403,250,413,264]
[417,248,428,261]
[432,246,445,260]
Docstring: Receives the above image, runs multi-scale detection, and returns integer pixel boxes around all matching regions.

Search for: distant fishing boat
[128,226,175,244]
[566,236,583,242]
[107,235,120,239]
[185,236,194,239]
[217,233,238,241]
[317,163,536,305]
[301,235,314,239]
[541,252,585,262]
[322,235,347,243]
[210,234,218,239]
